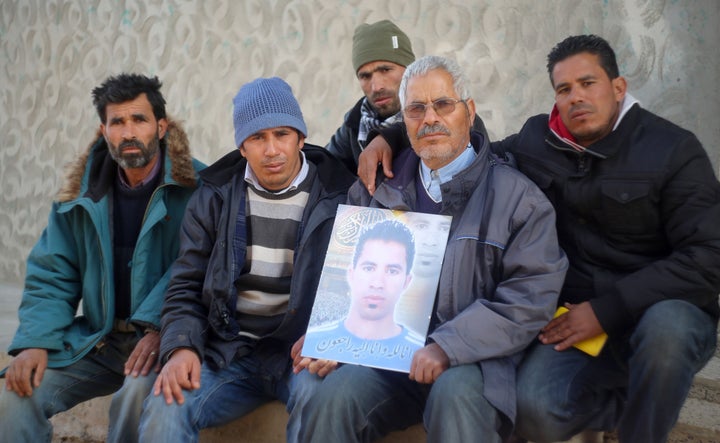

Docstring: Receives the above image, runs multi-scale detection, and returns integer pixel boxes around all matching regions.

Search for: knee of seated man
[516,386,571,426]
[430,365,484,402]
[118,373,157,398]
[516,392,582,443]
[633,300,715,350]
[286,370,323,410]
[631,300,716,374]
[313,365,378,405]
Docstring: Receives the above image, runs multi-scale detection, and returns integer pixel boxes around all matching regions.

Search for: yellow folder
[553,306,608,357]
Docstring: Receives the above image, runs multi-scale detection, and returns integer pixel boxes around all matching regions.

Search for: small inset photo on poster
[302,204,452,373]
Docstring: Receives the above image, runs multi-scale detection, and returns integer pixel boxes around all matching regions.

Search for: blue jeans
[0,331,156,443]
[515,300,717,443]
[300,363,504,443]
[138,352,322,443]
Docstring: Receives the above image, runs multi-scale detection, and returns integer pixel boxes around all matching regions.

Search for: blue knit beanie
[232,77,307,147]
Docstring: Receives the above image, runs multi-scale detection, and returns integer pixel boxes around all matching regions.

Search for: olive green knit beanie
[352,20,415,73]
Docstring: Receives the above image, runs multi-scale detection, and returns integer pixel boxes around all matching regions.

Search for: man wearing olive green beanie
[326,19,415,173]
[326,20,488,175]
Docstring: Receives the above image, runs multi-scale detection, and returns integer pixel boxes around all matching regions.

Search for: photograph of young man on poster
[302,206,450,372]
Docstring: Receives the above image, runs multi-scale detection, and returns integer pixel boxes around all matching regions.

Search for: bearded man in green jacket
[0,73,205,442]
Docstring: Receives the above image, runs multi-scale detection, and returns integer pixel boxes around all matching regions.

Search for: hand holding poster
[301,205,451,373]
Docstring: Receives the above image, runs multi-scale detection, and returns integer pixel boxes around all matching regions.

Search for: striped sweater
[234,177,311,338]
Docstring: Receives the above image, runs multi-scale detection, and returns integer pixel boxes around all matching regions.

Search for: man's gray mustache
[417,124,450,137]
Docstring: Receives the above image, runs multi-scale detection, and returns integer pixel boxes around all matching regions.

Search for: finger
[381,149,394,178]
[297,357,315,373]
[17,364,34,396]
[358,146,377,188]
[153,373,164,396]
[139,351,158,376]
[421,362,436,384]
[292,347,310,369]
[359,162,374,194]
[542,324,575,348]
[542,314,567,332]
[190,360,201,390]
[318,360,338,377]
[163,366,187,404]
[124,348,141,376]
[308,359,332,376]
[414,364,431,384]
[305,359,317,374]
[3,370,11,391]
[554,334,579,352]
[430,365,446,383]
[293,357,311,374]
[290,336,305,363]
[307,359,323,375]
[540,323,568,344]
[129,356,143,377]
[162,372,180,405]
[33,361,46,389]
[169,365,190,391]
[408,359,418,381]
[292,353,303,370]
[130,352,151,377]
[5,365,18,393]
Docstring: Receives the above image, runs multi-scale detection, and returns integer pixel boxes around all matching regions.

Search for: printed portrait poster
[302,204,452,373]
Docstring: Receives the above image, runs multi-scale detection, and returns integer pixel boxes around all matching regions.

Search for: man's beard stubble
[108,134,160,170]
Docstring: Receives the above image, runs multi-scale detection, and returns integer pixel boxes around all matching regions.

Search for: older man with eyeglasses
[297,55,568,443]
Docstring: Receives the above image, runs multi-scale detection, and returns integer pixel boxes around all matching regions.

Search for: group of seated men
[1,20,718,443]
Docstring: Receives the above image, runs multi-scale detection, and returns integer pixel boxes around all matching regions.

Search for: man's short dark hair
[546,35,619,85]
[91,73,166,123]
[353,219,415,274]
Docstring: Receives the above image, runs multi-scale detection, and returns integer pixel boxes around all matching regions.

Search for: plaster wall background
[1,0,719,284]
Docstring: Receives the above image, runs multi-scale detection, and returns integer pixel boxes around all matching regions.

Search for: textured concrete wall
[1,0,719,284]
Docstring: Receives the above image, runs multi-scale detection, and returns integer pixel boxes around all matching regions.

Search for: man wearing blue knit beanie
[139,77,356,442]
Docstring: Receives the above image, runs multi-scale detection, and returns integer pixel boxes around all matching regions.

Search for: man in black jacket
[138,77,355,443]
[358,35,720,443]
[325,20,417,173]
[503,34,720,443]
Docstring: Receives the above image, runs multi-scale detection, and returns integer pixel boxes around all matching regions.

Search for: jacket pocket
[597,179,658,235]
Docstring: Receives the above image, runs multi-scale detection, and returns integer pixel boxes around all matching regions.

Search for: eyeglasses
[403,98,467,119]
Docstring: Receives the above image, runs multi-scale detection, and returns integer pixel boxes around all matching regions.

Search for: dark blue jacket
[159,145,355,376]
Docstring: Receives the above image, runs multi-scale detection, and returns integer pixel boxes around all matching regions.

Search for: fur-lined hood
[56,118,199,202]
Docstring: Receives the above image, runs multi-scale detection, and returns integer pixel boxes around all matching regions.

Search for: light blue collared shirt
[244,151,309,194]
[419,143,476,202]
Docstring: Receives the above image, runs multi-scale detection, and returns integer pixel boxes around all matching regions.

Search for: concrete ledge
[1,353,425,443]
[51,394,426,443]
[4,339,719,443]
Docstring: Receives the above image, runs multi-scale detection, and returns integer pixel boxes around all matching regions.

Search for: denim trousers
[300,363,504,443]
[515,299,717,443]
[0,331,156,443]
[138,352,322,443]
